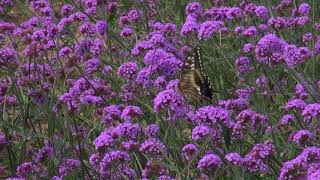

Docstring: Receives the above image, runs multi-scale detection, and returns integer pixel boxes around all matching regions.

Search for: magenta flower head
[127,9,141,23]
[197,153,222,172]
[154,89,186,120]
[198,20,224,40]
[84,58,100,74]
[180,15,198,36]
[120,105,143,121]
[0,47,19,69]
[268,17,287,29]
[225,152,242,165]
[298,3,310,16]
[185,1,202,17]
[235,56,251,74]
[117,61,138,80]
[192,125,210,141]
[95,20,108,36]
[279,114,295,126]
[181,144,199,161]
[226,7,243,20]
[290,130,314,146]
[285,98,306,111]
[120,27,134,37]
[17,161,34,177]
[144,124,160,137]
[283,44,311,68]
[196,106,233,127]
[255,6,269,19]
[255,34,287,65]
[278,147,320,180]
[139,138,167,158]
[242,43,255,53]
[302,103,320,123]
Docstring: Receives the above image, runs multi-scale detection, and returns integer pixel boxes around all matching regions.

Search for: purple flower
[196,106,233,127]
[102,105,121,124]
[291,130,314,146]
[17,162,34,177]
[302,103,320,123]
[255,6,269,19]
[84,58,100,74]
[154,89,186,120]
[154,76,167,90]
[226,7,243,20]
[258,24,268,31]
[95,20,108,36]
[120,27,133,37]
[121,140,138,152]
[185,2,202,17]
[279,147,320,180]
[235,56,251,74]
[233,26,244,34]
[120,105,142,121]
[139,138,167,157]
[79,22,96,35]
[283,44,311,68]
[99,150,130,175]
[144,48,167,66]
[93,128,115,150]
[279,114,295,126]
[225,152,242,165]
[298,3,310,16]
[198,20,224,40]
[302,32,312,44]
[180,15,198,36]
[232,109,268,138]
[295,83,308,99]
[243,26,257,37]
[192,125,210,141]
[59,47,72,58]
[242,43,255,53]
[197,153,222,171]
[144,124,159,137]
[181,144,199,161]
[294,16,309,27]
[136,66,153,88]
[285,98,306,111]
[35,145,54,163]
[242,140,275,173]
[268,17,287,29]
[117,61,138,80]
[116,122,142,140]
[0,47,19,68]
[218,98,249,112]
[127,9,141,22]
[255,34,287,65]
[89,153,101,169]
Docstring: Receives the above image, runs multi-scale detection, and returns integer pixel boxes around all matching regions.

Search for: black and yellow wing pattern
[178,47,214,101]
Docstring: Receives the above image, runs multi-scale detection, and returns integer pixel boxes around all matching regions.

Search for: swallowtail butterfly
[178,46,214,101]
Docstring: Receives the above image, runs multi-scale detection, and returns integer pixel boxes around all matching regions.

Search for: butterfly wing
[178,47,214,100]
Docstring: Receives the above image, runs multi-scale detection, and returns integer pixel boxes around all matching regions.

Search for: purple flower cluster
[2,0,320,179]
[154,89,186,120]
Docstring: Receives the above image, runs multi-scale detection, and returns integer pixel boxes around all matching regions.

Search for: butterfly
[178,46,215,102]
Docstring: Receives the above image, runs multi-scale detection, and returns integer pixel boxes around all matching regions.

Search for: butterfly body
[178,47,214,101]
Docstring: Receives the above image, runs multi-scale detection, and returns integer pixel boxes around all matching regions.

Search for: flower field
[1,0,320,179]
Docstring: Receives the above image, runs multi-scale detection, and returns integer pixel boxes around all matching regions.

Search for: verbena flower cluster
[1,0,320,179]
